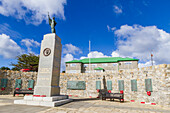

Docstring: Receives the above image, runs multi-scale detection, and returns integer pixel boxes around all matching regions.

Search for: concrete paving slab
[1,95,170,113]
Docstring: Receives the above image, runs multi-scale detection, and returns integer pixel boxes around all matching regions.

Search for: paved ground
[1,95,170,113]
[0,95,50,113]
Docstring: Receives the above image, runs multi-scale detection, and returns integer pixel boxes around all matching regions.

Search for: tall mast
[151,50,153,66]
[89,40,91,73]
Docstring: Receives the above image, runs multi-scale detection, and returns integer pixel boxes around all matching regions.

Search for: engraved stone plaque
[145,79,152,92]
[96,81,101,90]
[67,81,86,90]
[107,80,112,90]
[118,80,124,91]
[131,79,137,91]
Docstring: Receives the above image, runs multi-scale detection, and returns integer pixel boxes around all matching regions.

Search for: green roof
[66,57,139,63]
[94,67,104,70]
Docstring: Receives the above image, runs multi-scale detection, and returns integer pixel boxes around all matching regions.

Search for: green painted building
[65,57,139,73]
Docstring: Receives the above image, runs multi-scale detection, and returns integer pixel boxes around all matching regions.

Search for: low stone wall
[0,70,37,95]
[0,64,170,107]
[60,64,170,107]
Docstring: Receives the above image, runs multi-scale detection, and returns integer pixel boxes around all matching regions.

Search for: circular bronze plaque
[43,48,51,56]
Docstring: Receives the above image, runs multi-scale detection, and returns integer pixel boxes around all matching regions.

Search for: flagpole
[151,50,153,66]
[89,40,91,73]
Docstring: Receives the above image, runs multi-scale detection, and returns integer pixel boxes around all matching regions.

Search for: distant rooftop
[66,57,139,63]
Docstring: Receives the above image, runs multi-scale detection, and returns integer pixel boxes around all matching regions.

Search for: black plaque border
[43,48,51,56]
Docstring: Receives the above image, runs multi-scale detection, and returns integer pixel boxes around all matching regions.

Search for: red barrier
[151,103,156,105]
[131,100,135,102]
[33,95,40,97]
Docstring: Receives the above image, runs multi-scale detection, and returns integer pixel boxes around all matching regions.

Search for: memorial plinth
[14,33,72,107]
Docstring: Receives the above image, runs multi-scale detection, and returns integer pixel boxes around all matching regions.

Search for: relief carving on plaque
[43,48,51,56]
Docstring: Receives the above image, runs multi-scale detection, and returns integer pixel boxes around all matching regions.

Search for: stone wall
[60,64,170,107]
[0,64,170,107]
[0,70,37,95]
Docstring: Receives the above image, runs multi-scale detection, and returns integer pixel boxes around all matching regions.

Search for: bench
[102,93,124,102]
[13,89,34,97]
[99,89,124,102]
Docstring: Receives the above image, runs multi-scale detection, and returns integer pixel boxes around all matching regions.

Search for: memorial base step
[14,95,73,107]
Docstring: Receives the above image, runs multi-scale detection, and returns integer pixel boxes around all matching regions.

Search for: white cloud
[61,54,74,71]
[113,5,122,14]
[107,25,116,32]
[21,39,40,53]
[61,44,82,71]
[0,0,67,25]
[63,44,82,55]
[111,51,120,57]
[114,24,170,64]
[80,51,109,59]
[0,34,22,58]
[138,60,156,68]
[0,23,21,39]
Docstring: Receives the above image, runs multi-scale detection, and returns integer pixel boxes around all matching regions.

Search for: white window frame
[113,63,118,66]
[95,70,103,73]
[70,63,77,67]
[91,64,97,67]
[124,62,132,65]
[68,70,77,73]
[102,64,108,66]
[84,64,88,67]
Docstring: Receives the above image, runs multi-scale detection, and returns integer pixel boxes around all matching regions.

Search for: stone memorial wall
[0,64,170,107]
[0,70,37,95]
[60,64,170,107]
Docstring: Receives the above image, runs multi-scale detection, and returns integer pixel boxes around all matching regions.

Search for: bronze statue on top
[48,12,57,33]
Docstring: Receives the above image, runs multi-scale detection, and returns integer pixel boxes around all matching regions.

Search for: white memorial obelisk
[14,14,72,106]
[34,33,61,97]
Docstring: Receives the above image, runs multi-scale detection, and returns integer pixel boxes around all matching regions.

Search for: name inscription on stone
[39,68,51,73]
[39,78,50,80]
[67,81,86,90]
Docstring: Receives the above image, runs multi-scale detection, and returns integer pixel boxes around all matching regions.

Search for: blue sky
[0,0,170,71]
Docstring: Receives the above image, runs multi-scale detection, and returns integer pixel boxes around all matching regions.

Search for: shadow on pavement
[72,97,130,103]
[73,98,100,102]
